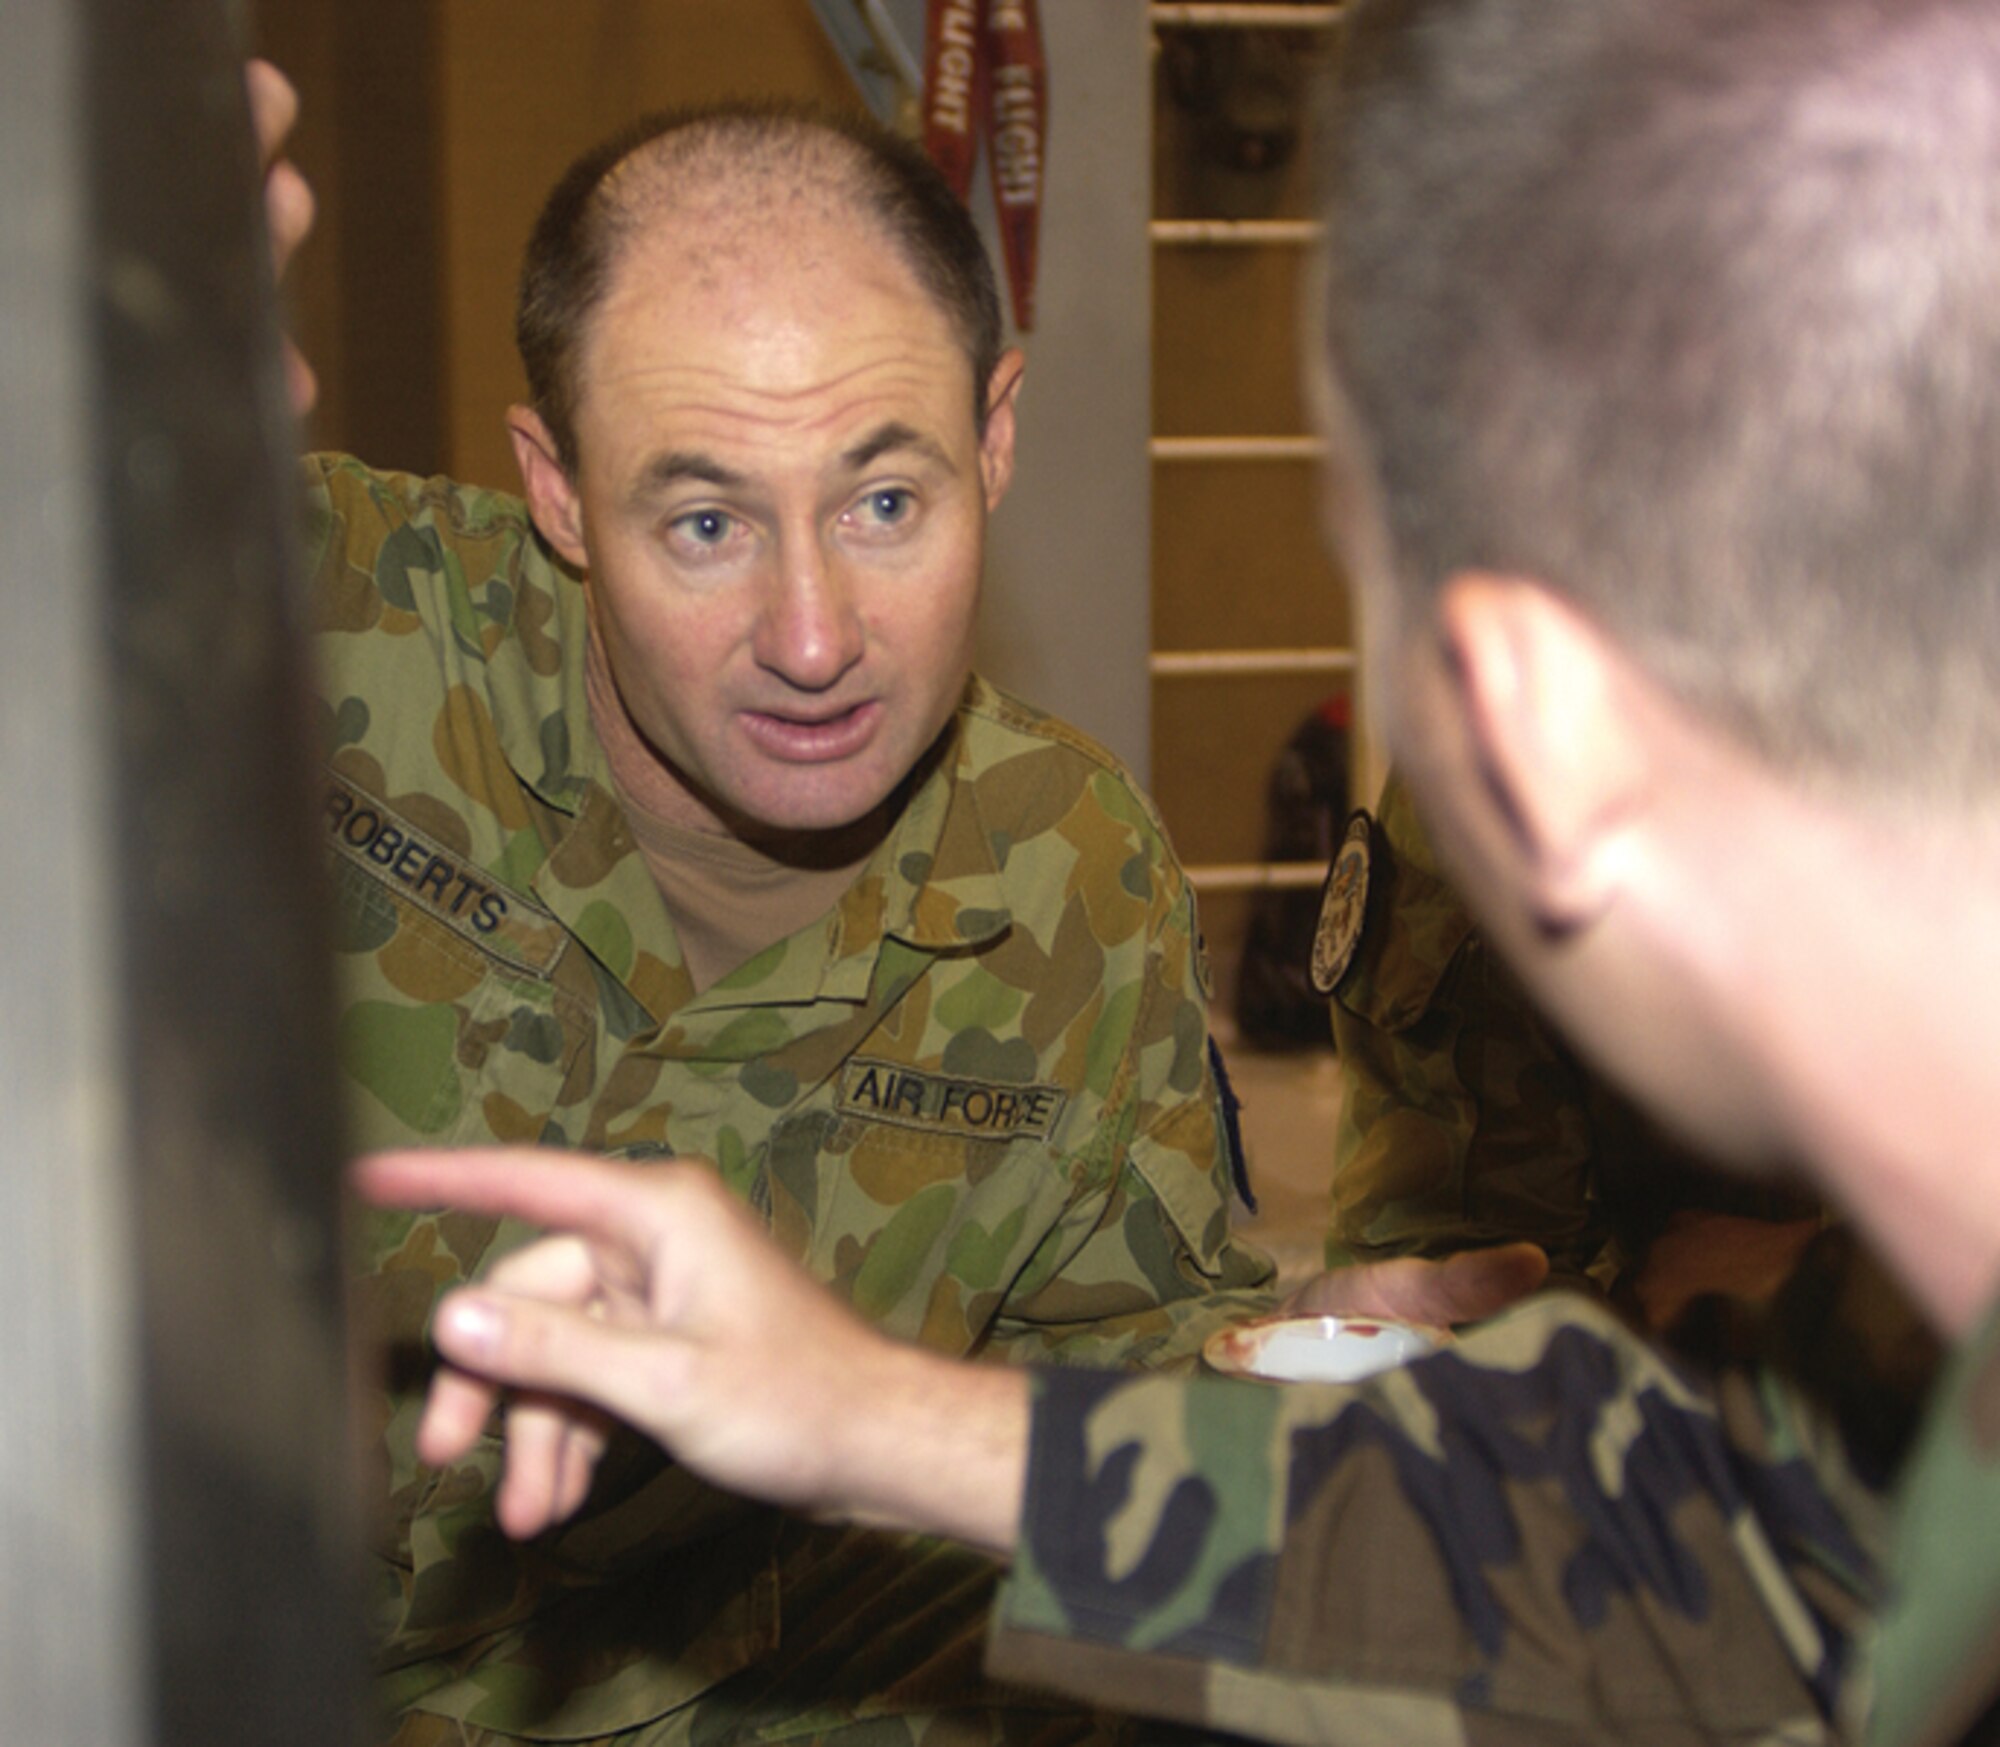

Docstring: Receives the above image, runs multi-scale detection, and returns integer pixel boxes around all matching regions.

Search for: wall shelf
[1150,434,1328,461]
[1151,219,1324,246]
[1150,4,1343,27]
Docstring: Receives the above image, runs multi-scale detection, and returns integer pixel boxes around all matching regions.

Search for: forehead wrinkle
[588,348,967,456]
[579,183,974,426]
[577,213,977,492]
[610,392,960,514]
[583,264,966,391]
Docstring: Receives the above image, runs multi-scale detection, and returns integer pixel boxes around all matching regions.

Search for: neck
[1648,777,2000,1336]
[584,624,728,834]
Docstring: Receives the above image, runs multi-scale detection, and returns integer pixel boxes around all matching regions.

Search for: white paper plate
[1203,1314,1446,1383]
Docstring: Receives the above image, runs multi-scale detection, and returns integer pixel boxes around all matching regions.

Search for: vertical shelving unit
[1147,1,1353,995]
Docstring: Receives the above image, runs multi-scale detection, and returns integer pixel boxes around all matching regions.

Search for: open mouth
[738,700,882,763]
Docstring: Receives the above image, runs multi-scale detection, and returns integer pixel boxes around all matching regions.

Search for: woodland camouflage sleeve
[989,1291,1889,1746]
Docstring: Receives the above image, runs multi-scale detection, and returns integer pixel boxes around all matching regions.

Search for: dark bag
[1233,696,1351,1050]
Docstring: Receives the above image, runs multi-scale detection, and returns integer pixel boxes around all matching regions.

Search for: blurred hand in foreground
[245,57,317,415]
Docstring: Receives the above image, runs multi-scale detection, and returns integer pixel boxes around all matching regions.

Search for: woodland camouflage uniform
[993,771,1982,1744]
[990,1226,1993,1747]
[307,455,1276,1743]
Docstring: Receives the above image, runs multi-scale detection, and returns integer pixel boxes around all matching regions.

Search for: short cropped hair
[1321,0,2000,800]
[517,100,1004,476]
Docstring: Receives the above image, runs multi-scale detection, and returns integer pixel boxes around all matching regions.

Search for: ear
[977,349,1025,511]
[1437,573,1651,933]
[506,405,590,570]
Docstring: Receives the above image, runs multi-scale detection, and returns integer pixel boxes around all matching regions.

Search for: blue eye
[864,488,912,524]
[674,509,734,546]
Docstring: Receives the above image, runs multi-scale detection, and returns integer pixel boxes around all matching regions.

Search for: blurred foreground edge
[1,1,365,1742]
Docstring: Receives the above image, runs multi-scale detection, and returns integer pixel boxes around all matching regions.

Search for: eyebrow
[628,422,953,506]
[841,421,953,474]
[633,451,748,499]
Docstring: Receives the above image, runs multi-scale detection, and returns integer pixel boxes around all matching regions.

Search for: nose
[752,531,864,693]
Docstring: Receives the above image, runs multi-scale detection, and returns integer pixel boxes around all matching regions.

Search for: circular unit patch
[1309,811,1376,996]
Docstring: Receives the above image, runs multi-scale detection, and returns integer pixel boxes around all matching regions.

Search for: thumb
[1285,1242,1550,1326]
[1427,1242,1551,1322]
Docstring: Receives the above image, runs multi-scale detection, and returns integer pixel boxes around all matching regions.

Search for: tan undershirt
[617,794,884,994]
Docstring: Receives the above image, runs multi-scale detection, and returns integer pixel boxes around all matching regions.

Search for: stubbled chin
[725,759,902,837]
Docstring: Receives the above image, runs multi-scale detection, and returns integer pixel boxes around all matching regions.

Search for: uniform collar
[480,535,614,816]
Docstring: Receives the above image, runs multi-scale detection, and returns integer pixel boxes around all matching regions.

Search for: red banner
[923,0,982,201]
[984,0,1045,333]
[921,0,1045,332]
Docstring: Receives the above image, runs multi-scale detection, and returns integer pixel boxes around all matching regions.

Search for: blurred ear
[1437,573,1650,932]
[507,406,589,569]
[978,350,1025,511]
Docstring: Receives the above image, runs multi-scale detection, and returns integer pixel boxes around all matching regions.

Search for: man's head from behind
[1316,0,2000,1156]
[1326,0,2000,799]
[505,103,1022,841]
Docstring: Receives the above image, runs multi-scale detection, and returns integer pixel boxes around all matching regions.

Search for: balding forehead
[595,160,899,314]
[515,100,1003,466]
[599,118,873,228]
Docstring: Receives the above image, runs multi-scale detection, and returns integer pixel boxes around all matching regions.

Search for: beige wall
[969,3,1155,774]
[257,0,854,486]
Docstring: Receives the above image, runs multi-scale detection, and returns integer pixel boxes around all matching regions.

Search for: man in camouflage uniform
[361,0,2000,1742]
[1325,769,1821,1310]
[306,101,1276,1745]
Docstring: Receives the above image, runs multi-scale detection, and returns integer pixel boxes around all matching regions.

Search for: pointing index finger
[354,1147,684,1257]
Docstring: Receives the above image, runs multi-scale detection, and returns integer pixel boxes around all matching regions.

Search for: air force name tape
[838,1058,1067,1142]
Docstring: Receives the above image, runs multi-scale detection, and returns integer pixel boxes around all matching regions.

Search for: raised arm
[354,1145,1547,1552]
